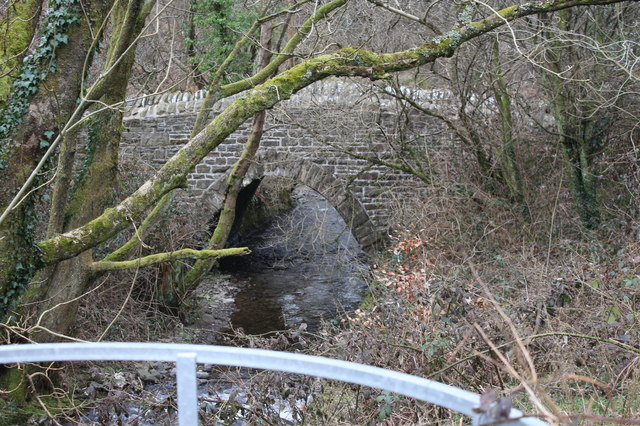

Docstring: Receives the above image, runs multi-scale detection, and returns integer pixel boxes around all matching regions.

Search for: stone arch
[237,151,381,252]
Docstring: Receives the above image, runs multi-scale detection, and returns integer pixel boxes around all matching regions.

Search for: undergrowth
[217,167,639,424]
[301,178,639,424]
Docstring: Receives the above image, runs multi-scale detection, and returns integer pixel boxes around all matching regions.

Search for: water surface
[222,186,368,334]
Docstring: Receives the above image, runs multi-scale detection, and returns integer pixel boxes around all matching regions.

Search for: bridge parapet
[124,80,453,118]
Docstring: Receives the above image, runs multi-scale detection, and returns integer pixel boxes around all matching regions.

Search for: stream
[222,185,368,334]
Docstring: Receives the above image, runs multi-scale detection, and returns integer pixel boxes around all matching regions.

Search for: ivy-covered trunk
[0,0,113,399]
[0,0,99,320]
[0,0,42,107]
[548,96,605,229]
[558,120,609,228]
[542,9,610,229]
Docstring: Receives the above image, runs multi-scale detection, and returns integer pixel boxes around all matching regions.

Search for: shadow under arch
[236,151,382,253]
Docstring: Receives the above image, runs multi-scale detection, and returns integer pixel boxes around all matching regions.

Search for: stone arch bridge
[121,81,450,251]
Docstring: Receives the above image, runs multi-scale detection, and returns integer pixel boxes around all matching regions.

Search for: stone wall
[120,80,451,249]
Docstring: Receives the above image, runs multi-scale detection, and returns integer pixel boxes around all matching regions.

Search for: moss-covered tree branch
[102,192,173,262]
[35,0,630,265]
[89,247,250,272]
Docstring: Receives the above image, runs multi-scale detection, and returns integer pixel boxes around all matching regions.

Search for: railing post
[176,352,198,426]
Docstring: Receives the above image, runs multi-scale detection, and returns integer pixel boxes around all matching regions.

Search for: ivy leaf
[55,33,69,44]
[607,307,621,324]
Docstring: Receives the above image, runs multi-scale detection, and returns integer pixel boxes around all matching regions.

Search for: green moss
[0,366,27,403]
[339,47,384,67]
[359,289,377,311]
[0,0,40,106]
[91,247,250,272]
[0,390,84,424]
[497,4,519,17]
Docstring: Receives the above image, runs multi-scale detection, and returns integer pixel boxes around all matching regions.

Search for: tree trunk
[179,111,267,294]
[559,119,609,228]
[186,0,209,89]
[31,0,155,342]
[0,0,115,399]
[542,10,607,228]
[491,38,529,219]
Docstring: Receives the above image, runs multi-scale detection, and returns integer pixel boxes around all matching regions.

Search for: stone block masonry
[121,80,452,250]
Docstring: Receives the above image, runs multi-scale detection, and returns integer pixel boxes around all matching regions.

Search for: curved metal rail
[0,343,547,425]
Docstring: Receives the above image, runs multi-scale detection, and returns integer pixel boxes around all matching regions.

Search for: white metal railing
[0,343,548,425]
